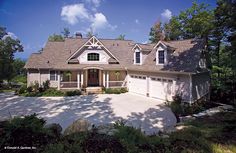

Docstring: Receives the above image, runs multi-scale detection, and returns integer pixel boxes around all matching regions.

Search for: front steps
[85,87,103,94]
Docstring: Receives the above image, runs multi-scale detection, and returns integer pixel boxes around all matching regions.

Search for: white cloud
[161,9,172,22]
[61,2,117,32]
[135,19,139,24]
[85,0,102,8]
[90,13,117,32]
[61,3,91,25]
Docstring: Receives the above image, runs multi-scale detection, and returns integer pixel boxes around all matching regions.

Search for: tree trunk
[216,40,221,81]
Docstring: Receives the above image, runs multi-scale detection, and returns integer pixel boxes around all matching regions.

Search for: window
[88,53,99,61]
[158,50,165,64]
[135,52,140,64]
[50,71,58,81]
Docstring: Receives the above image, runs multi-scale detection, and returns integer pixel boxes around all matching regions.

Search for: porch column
[106,71,109,88]
[99,70,102,86]
[81,71,84,88]
[57,71,60,90]
[77,71,80,89]
[103,71,106,87]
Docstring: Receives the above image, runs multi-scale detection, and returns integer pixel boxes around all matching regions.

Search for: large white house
[24,35,210,104]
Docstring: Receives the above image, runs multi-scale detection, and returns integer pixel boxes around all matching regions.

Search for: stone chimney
[75,32,82,38]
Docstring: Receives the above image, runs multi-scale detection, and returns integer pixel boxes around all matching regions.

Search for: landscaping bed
[1,110,236,153]
[16,81,81,97]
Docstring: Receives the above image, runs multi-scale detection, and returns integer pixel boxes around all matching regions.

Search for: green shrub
[32,81,40,92]
[0,114,59,153]
[18,84,27,94]
[168,127,211,153]
[114,126,147,152]
[11,75,27,84]
[42,88,64,97]
[43,80,50,91]
[65,90,81,96]
[82,132,126,153]
[105,87,127,94]
[26,86,33,92]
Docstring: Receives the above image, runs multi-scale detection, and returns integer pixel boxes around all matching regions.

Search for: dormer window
[158,50,165,64]
[88,53,99,61]
[135,52,141,64]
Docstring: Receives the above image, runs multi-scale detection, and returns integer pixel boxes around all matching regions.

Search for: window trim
[134,48,142,65]
[50,70,58,81]
[158,50,165,64]
[156,46,167,65]
[87,53,100,61]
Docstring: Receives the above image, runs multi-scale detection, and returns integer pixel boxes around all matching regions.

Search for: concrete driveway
[0,92,176,135]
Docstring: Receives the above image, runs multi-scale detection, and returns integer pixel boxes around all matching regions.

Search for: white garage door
[149,77,174,101]
[128,75,147,96]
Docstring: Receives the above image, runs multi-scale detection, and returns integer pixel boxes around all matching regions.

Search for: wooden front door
[88,69,99,86]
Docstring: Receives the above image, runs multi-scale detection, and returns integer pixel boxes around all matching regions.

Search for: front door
[88,69,99,86]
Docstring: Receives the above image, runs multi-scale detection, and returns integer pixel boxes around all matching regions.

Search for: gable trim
[67,36,120,63]
[132,44,142,51]
[153,41,167,49]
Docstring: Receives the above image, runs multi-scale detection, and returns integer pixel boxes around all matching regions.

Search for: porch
[57,69,127,90]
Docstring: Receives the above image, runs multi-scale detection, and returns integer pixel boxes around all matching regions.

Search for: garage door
[128,75,147,96]
[149,77,174,101]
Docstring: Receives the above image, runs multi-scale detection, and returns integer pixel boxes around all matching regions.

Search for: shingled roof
[24,37,207,73]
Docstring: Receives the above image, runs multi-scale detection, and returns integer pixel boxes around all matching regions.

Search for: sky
[0,0,217,60]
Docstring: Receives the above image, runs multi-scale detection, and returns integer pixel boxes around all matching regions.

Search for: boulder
[96,124,118,136]
[64,119,92,135]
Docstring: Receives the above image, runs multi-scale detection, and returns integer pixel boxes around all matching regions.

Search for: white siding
[78,49,110,64]
[192,72,210,101]
[127,70,192,103]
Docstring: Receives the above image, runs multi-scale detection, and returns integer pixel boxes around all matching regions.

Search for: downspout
[189,73,193,105]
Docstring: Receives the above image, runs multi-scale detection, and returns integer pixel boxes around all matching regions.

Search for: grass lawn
[0,89,14,93]
[180,109,236,153]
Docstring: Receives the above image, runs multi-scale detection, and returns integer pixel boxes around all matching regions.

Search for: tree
[12,58,26,76]
[149,21,165,43]
[163,2,214,40]
[48,34,64,42]
[0,26,23,82]
[116,34,125,40]
[61,28,70,38]
[164,17,182,40]
[210,0,236,87]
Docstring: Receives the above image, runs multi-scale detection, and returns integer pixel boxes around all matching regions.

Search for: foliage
[38,88,64,97]
[149,21,165,43]
[18,84,27,94]
[116,34,125,40]
[0,114,60,153]
[209,0,236,95]
[1,111,236,153]
[0,26,23,82]
[104,87,128,94]
[12,58,26,76]
[82,132,126,153]
[65,90,81,96]
[48,34,64,42]
[42,80,50,91]
[61,27,70,38]
[10,75,26,84]
[164,2,214,40]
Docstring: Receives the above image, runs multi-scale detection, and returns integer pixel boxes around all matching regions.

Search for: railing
[108,81,126,88]
[60,82,78,88]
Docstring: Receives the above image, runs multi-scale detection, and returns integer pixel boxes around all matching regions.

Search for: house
[24,34,210,104]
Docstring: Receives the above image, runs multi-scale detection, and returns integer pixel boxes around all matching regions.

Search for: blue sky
[0,0,216,60]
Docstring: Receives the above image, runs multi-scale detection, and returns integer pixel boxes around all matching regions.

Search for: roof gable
[67,36,120,63]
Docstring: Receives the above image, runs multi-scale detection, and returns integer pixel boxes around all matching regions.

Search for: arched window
[87,53,99,61]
